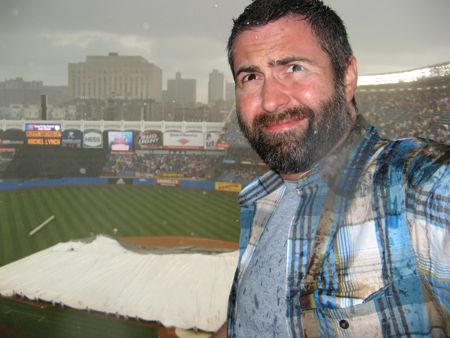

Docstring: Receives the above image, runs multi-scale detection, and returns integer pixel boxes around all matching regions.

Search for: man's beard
[237,84,353,175]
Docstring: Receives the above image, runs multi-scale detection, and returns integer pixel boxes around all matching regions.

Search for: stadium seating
[1,73,448,182]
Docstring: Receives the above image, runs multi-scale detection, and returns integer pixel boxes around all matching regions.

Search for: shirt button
[339,319,349,329]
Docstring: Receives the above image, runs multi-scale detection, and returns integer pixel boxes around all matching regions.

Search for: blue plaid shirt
[227,116,450,337]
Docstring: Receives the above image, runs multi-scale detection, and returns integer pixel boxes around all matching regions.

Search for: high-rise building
[0,78,70,107]
[208,69,224,105]
[68,53,162,101]
[165,72,196,105]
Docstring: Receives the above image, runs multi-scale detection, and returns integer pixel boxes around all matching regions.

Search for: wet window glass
[0,1,448,337]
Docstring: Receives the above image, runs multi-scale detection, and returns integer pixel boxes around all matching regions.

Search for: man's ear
[344,56,358,105]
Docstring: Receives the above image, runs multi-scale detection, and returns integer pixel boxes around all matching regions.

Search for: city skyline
[1,0,449,102]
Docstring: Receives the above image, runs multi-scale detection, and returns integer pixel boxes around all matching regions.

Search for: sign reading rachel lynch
[25,123,62,146]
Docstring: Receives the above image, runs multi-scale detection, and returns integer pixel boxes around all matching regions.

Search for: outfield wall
[0,177,241,192]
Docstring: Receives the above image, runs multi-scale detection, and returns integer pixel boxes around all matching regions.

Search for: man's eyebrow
[234,57,312,78]
[234,65,262,78]
[269,56,312,67]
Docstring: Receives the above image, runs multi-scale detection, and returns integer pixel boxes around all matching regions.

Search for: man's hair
[227,0,353,87]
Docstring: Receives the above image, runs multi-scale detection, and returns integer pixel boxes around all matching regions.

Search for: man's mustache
[252,106,314,129]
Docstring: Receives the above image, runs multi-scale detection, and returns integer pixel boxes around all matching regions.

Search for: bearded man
[213,0,450,337]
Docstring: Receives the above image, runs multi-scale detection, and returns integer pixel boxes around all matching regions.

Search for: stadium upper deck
[0,63,448,182]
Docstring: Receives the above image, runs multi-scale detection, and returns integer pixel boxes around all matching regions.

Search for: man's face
[231,16,354,175]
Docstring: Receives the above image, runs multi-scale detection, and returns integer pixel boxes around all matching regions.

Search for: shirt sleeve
[405,143,450,327]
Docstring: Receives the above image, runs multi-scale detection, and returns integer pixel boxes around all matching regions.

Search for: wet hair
[227,0,354,87]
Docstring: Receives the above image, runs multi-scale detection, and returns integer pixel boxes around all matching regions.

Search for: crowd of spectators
[223,148,262,165]
[219,112,251,148]
[101,149,267,184]
[0,149,15,173]
[220,78,449,147]
[102,154,136,177]
[356,77,449,144]
[102,151,221,179]
[217,166,267,185]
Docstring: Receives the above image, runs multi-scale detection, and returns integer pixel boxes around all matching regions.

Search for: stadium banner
[135,130,163,150]
[215,182,242,193]
[107,131,134,152]
[0,129,25,146]
[163,131,203,149]
[133,178,157,186]
[83,129,103,149]
[156,178,180,187]
[0,177,109,191]
[135,172,153,178]
[216,142,230,148]
[61,129,83,148]
[184,173,205,179]
[223,159,236,164]
[0,147,15,154]
[107,177,133,185]
[204,132,221,149]
[160,173,184,179]
[180,180,215,190]
[25,122,61,146]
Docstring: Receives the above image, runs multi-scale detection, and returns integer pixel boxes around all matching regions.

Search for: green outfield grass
[0,184,240,338]
[0,185,240,267]
[0,297,159,338]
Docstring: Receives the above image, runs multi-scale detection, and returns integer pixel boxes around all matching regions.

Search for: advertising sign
[163,132,203,149]
[156,178,180,186]
[108,131,134,152]
[83,129,103,149]
[135,130,163,150]
[160,173,184,179]
[215,182,242,193]
[0,130,25,146]
[61,130,83,148]
[204,132,221,149]
[25,123,61,146]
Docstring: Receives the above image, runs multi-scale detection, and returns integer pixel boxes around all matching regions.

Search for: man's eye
[242,73,257,82]
[287,64,304,73]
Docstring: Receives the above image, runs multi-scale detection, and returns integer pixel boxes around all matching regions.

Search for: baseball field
[0,184,241,337]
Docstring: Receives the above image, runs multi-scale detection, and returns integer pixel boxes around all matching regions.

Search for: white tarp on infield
[0,235,238,332]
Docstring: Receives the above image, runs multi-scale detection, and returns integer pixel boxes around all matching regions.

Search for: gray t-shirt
[235,181,300,337]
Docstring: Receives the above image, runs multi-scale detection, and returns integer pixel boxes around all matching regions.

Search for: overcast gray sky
[0,0,449,103]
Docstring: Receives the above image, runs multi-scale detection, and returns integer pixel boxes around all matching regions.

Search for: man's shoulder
[374,137,449,193]
[403,139,450,189]
[374,136,448,166]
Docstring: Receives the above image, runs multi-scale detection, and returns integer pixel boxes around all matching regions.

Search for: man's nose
[261,76,290,113]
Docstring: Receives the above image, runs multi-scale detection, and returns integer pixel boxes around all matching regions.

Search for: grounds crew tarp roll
[0,235,238,332]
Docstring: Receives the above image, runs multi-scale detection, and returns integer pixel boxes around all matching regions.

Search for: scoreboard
[25,123,62,146]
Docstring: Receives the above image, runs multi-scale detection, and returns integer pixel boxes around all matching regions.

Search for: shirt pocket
[300,278,445,338]
[302,299,385,337]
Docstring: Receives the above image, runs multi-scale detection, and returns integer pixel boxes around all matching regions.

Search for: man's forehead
[231,17,324,71]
